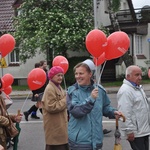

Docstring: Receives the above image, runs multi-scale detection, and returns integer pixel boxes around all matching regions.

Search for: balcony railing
[116,7,150,23]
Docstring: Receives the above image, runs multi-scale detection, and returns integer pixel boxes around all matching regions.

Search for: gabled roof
[127,0,137,22]
[0,0,15,33]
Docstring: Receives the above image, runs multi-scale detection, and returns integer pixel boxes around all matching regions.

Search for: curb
[9,84,150,99]
[10,91,32,99]
[10,95,32,99]
[9,90,118,99]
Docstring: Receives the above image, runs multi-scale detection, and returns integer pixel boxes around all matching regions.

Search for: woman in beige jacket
[42,66,68,150]
[0,79,22,150]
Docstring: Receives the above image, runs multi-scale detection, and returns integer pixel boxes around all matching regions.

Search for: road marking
[103,120,115,123]
[21,120,43,124]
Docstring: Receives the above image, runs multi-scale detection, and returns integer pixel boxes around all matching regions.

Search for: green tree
[14,0,94,64]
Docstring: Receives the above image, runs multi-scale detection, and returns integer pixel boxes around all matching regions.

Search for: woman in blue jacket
[67,61,121,150]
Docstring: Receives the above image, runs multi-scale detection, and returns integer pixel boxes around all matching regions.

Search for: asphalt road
[8,91,150,150]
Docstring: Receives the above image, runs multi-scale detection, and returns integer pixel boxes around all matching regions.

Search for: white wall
[133,24,150,70]
[97,0,150,77]
[116,62,126,78]
[97,0,111,27]
[97,0,130,28]
[1,52,46,79]
[0,48,90,85]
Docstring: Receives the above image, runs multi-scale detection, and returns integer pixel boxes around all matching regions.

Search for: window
[10,50,19,64]
[135,35,142,54]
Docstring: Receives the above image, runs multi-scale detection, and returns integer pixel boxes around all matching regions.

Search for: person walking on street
[42,66,68,150]
[67,61,122,150]
[40,60,48,76]
[30,60,49,118]
[117,65,150,150]
[24,61,48,121]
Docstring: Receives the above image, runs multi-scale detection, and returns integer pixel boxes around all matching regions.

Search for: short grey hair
[125,65,140,78]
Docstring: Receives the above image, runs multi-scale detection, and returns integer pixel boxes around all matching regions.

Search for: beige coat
[42,81,68,145]
[0,95,16,150]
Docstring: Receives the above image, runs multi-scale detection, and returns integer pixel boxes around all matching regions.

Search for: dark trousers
[45,144,69,150]
[129,135,149,150]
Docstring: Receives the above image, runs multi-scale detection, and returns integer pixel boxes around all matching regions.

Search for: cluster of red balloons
[0,34,15,93]
[85,29,130,66]
[0,74,14,95]
[27,56,69,90]
[0,34,16,57]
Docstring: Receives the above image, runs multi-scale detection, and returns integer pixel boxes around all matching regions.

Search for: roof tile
[0,0,15,32]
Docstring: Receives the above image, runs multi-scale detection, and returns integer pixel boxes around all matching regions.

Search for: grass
[12,78,150,91]
[12,85,29,91]
[101,81,123,87]
[102,78,150,87]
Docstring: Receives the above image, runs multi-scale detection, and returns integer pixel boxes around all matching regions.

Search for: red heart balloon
[105,31,130,60]
[2,74,14,88]
[85,29,107,58]
[93,53,106,66]
[3,85,12,95]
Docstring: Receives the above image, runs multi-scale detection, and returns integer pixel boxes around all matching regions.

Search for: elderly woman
[42,66,68,150]
[67,61,122,150]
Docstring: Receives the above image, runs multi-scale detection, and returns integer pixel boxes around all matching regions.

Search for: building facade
[1,0,150,85]
[97,0,150,78]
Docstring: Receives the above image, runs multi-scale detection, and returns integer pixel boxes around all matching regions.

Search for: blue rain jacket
[67,82,117,150]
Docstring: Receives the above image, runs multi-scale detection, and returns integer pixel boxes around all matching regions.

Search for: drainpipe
[133,33,136,65]
[147,38,150,61]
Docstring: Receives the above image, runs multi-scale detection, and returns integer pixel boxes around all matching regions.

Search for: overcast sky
[132,0,150,8]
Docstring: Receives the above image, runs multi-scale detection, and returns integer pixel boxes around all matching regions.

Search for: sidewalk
[105,83,150,93]
[10,90,32,99]
[10,83,150,98]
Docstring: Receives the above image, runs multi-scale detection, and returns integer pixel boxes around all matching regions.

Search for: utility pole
[93,0,98,29]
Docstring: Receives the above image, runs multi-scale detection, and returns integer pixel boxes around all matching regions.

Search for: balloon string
[63,76,67,92]
[95,58,98,85]
[98,61,107,84]
[20,91,31,112]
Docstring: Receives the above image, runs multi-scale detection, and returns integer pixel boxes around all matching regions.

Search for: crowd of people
[36,59,121,150]
[1,59,150,150]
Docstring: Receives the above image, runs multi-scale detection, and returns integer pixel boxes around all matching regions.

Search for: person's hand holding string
[91,88,98,100]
